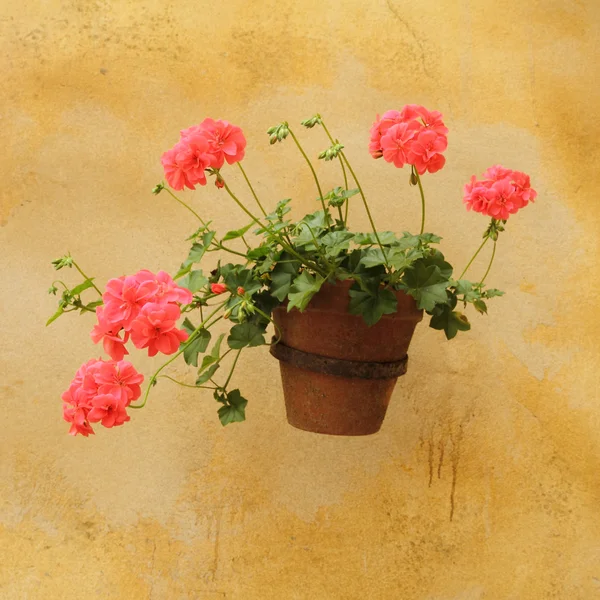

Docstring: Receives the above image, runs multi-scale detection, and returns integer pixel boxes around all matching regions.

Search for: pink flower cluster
[161,118,247,190]
[369,105,449,174]
[62,359,143,436]
[91,270,192,360]
[463,165,537,220]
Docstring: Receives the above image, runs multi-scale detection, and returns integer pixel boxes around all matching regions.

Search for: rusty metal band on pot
[269,340,409,380]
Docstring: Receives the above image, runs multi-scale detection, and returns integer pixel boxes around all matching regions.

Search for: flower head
[463,166,536,219]
[61,358,143,436]
[162,119,246,190]
[370,105,448,174]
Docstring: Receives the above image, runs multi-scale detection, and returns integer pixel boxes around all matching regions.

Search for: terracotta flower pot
[270,280,423,436]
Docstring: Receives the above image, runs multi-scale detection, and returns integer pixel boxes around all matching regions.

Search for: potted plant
[47,106,536,436]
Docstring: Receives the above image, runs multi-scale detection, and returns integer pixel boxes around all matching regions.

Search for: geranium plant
[47,106,536,436]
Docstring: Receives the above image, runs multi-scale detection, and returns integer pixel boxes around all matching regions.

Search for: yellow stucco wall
[2,1,600,598]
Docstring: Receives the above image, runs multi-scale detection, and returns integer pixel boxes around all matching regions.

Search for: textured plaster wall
[1,1,599,598]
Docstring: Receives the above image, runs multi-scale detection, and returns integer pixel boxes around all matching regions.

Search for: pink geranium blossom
[406,129,448,175]
[87,393,130,428]
[381,122,421,168]
[161,142,196,191]
[183,118,246,168]
[90,306,129,361]
[370,104,448,174]
[369,110,403,158]
[162,118,247,190]
[93,360,143,405]
[463,166,536,219]
[102,273,158,329]
[174,132,214,187]
[129,302,189,357]
[61,358,144,436]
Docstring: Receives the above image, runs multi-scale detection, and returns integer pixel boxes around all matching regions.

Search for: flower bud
[237,287,245,295]
[210,283,227,294]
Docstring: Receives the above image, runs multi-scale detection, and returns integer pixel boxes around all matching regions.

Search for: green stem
[300,221,333,271]
[71,261,102,295]
[240,235,251,250]
[165,188,207,225]
[223,349,242,389]
[216,243,247,259]
[287,127,328,219]
[339,151,389,268]
[159,375,216,390]
[459,237,489,280]
[320,119,349,225]
[129,303,226,409]
[480,240,497,285]
[222,180,327,277]
[413,167,426,235]
[237,162,267,216]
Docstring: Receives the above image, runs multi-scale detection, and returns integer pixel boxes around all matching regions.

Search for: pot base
[278,362,399,436]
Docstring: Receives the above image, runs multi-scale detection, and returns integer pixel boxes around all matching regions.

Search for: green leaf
[353,231,399,246]
[348,283,398,326]
[400,263,449,312]
[186,222,212,241]
[227,322,266,349]
[483,288,504,298]
[419,250,453,279]
[320,231,354,258]
[85,300,103,310]
[455,279,481,302]
[211,333,225,358]
[287,271,324,312]
[174,262,193,280]
[430,307,471,339]
[182,317,196,335]
[196,363,220,385]
[180,270,208,293]
[46,306,64,326]
[270,254,301,301]
[473,299,488,314]
[222,223,253,241]
[70,279,95,296]
[183,328,211,366]
[217,389,248,426]
[186,242,208,264]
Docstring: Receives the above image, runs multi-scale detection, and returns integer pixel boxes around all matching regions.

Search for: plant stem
[458,237,489,280]
[129,303,226,409]
[216,243,247,259]
[165,188,207,225]
[320,121,349,190]
[165,188,243,258]
[71,261,102,295]
[237,162,267,216]
[480,240,497,284]
[413,167,426,235]
[320,119,350,226]
[287,127,328,219]
[159,375,216,390]
[339,151,389,268]
[223,349,242,389]
[222,180,327,277]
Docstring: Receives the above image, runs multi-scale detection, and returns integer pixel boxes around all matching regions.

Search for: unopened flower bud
[237,287,245,295]
[210,283,227,294]
[152,182,165,195]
